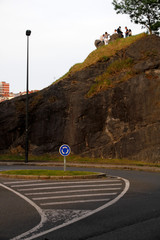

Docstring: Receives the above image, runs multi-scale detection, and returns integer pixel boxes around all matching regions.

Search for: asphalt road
[0,165,160,240]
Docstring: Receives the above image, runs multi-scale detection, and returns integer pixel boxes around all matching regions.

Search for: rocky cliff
[0,34,160,162]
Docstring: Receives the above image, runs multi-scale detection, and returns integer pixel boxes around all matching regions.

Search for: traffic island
[0,169,106,180]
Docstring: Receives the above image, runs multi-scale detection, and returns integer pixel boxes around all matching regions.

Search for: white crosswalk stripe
[3,178,124,209]
[3,180,44,185]
[40,199,111,206]
[32,192,117,201]
[25,187,121,196]
[10,179,120,188]
[17,183,122,192]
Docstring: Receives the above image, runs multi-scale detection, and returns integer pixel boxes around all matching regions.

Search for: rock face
[95,33,123,48]
[94,39,104,48]
[109,33,123,42]
[1,35,160,161]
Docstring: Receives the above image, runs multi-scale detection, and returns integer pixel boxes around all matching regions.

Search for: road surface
[0,165,160,240]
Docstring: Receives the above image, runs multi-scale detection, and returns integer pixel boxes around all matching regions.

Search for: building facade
[0,81,10,97]
[0,81,38,103]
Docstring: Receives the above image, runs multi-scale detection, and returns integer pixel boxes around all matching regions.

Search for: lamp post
[25,30,31,163]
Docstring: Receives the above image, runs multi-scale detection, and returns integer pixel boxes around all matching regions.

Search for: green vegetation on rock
[55,33,147,83]
[87,58,134,97]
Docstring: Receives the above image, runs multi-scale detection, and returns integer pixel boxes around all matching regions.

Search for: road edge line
[0,183,47,240]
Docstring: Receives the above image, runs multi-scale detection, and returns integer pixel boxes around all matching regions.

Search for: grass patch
[0,154,25,161]
[105,58,134,74]
[0,154,160,168]
[0,153,57,162]
[67,155,160,168]
[0,169,97,176]
[87,58,134,97]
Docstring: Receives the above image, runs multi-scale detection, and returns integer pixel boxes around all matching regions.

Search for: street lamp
[25,30,31,163]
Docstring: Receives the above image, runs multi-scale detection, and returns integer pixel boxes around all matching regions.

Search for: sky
[0,0,143,93]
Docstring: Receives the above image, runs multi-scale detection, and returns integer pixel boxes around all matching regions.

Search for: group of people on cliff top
[117,26,132,38]
[100,26,132,45]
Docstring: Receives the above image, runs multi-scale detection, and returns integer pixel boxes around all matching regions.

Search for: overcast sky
[0,0,143,93]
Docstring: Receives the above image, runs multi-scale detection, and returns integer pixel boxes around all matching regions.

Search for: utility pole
[25,30,31,163]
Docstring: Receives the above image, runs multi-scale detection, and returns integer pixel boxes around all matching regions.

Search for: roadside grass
[0,169,97,176]
[0,153,160,168]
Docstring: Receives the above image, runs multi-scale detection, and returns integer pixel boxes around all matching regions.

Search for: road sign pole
[59,144,71,172]
[64,156,66,171]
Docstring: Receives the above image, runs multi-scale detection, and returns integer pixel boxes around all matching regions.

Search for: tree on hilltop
[112,0,160,34]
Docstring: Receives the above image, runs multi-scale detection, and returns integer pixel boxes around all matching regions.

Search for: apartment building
[0,81,10,97]
[0,81,39,103]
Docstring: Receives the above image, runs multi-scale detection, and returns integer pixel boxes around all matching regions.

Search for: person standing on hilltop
[100,34,105,42]
[117,26,123,37]
[113,29,117,34]
[104,32,110,45]
[125,26,129,37]
[128,29,132,36]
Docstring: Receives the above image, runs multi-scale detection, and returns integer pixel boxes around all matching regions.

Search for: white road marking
[17,177,130,240]
[1,177,130,240]
[33,192,117,201]
[0,183,47,240]
[3,180,43,185]
[25,188,121,196]
[18,183,122,191]
[11,179,121,188]
[40,199,110,206]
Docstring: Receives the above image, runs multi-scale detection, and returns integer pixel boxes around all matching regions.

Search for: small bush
[10,146,24,155]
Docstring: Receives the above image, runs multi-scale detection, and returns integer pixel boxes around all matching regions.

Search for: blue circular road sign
[59,144,71,156]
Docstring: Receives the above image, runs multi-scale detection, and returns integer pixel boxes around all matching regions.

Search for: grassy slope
[57,33,147,81]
